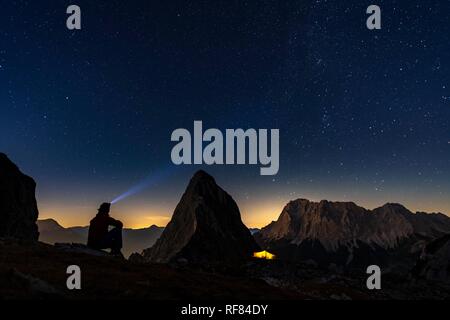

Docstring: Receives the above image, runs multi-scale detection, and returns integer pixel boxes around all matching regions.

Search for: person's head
[98,202,111,216]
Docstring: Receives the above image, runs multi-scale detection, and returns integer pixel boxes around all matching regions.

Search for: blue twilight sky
[0,0,449,228]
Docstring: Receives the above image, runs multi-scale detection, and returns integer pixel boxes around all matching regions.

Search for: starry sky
[1,0,449,228]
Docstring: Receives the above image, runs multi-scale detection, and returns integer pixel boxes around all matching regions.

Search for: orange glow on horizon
[37,194,450,230]
[38,203,280,229]
[37,201,172,229]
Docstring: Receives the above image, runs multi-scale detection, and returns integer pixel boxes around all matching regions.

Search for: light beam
[111,166,175,204]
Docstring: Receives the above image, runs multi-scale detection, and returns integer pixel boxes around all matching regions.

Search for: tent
[252,250,276,260]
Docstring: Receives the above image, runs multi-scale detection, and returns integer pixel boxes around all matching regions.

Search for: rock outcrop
[143,170,259,264]
[0,153,39,241]
[412,233,450,283]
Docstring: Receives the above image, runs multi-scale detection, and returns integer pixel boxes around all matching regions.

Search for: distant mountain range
[37,219,164,258]
[254,199,450,269]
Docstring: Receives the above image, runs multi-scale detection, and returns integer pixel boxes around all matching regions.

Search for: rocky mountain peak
[374,203,411,216]
[142,170,259,264]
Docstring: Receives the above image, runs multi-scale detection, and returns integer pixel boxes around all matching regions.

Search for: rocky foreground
[2,239,450,300]
[0,239,302,300]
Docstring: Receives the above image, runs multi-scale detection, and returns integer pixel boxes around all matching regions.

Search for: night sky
[1,0,449,228]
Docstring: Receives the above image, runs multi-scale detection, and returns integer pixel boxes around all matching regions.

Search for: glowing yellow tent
[252,250,276,260]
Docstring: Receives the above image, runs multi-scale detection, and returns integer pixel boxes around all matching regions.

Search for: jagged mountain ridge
[255,198,450,267]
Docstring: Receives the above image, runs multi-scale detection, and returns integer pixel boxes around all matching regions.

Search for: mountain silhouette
[142,170,259,264]
[37,219,84,243]
[0,153,39,241]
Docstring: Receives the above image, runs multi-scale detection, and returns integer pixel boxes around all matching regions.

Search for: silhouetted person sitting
[87,203,123,256]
